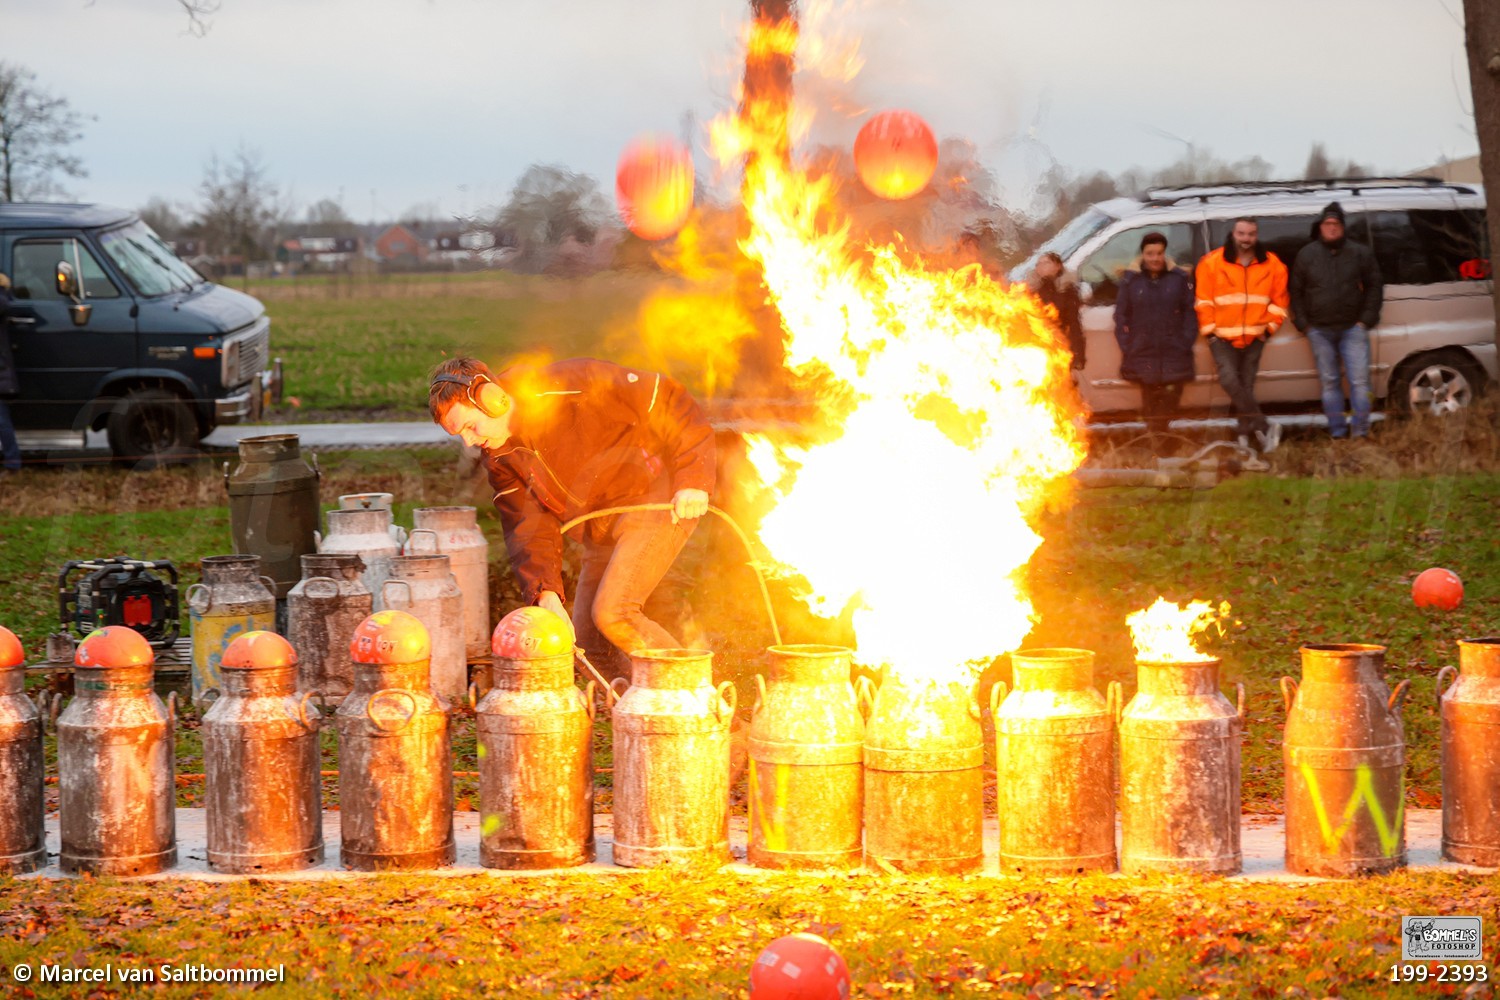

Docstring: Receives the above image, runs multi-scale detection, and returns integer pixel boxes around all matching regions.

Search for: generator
[58,558,180,649]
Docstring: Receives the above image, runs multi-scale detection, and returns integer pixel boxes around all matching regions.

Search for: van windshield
[97,221,204,296]
[1008,207,1114,281]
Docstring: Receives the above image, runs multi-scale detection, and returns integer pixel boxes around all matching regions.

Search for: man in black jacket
[1290,202,1383,439]
[0,273,21,474]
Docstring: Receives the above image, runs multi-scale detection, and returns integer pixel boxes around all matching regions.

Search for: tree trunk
[1462,0,1500,350]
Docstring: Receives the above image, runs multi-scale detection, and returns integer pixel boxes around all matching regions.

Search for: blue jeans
[1306,324,1372,438]
[0,400,19,471]
[1207,336,1268,436]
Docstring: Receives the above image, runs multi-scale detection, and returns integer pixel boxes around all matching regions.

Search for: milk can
[385,531,467,704]
[1119,657,1243,874]
[335,611,455,870]
[477,607,595,869]
[0,626,46,874]
[995,648,1119,875]
[865,673,984,875]
[287,553,372,704]
[748,644,864,870]
[1438,637,1500,867]
[58,627,176,875]
[189,555,276,707]
[202,631,324,873]
[224,434,320,599]
[612,648,733,868]
[412,506,491,660]
[340,493,407,546]
[317,507,401,611]
[1283,643,1409,876]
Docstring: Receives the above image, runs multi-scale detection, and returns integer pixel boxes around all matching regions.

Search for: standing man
[1114,232,1197,454]
[1195,218,1290,464]
[1029,251,1086,372]
[0,273,21,475]
[428,356,715,679]
[1290,202,1383,439]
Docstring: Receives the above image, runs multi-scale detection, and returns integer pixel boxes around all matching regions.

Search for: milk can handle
[186,582,211,613]
[1235,682,1246,722]
[313,529,323,548]
[467,681,478,713]
[258,574,277,597]
[1106,680,1123,725]
[608,676,629,706]
[310,452,320,478]
[583,680,598,722]
[222,460,230,487]
[304,576,340,600]
[367,688,418,733]
[714,680,738,723]
[383,579,412,610]
[1435,666,1458,708]
[167,691,178,728]
[1280,676,1298,713]
[989,681,1008,719]
[405,528,440,555]
[49,692,64,730]
[292,690,320,731]
[855,675,877,721]
[752,673,768,717]
[968,691,983,720]
[1388,679,1412,716]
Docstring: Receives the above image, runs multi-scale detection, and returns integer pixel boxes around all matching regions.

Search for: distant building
[374,224,427,262]
[280,235,361,269]
[1410,154,1482,185]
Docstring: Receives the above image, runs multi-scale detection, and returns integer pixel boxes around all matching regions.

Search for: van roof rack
[1140,176,1476,206]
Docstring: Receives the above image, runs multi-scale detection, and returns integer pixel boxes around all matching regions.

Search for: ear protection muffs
[431,372,507,418]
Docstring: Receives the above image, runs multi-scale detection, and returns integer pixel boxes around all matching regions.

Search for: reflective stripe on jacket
[1193,239,1290,348]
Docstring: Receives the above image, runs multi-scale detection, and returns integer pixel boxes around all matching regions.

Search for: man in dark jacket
[1028,252,1085,370]
[1114,232,1197,454]
[1290,202,1383,439]
[429,356,715,678]
[0,273,21,474]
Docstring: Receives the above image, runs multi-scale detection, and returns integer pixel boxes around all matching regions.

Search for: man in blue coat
[1114,232,1200,457]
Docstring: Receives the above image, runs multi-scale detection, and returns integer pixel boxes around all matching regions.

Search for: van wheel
[1388,350,1485,416]
[106,388,199,465]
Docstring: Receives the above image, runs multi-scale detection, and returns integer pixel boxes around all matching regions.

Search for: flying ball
[749,933,850,1000]
[616,135,695,241]
[1412,567,1463,610]
[853,109,938,201]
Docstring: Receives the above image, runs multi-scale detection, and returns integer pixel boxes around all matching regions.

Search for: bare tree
[1461,0,1500,351]
[0,62,90,202]
[1302,142,1371,180]
[194,145,281,262]
[138,196,188,237]
[492,164,609,273]
[177,0,221,36]
[305,197,358,234]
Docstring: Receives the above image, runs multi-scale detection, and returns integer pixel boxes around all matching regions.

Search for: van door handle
[9,317,35,326]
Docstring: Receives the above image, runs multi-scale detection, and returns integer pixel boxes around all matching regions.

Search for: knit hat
[1317,201,1346,226]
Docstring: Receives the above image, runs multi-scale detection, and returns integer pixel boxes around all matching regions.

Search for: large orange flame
[1126,598,1232,664]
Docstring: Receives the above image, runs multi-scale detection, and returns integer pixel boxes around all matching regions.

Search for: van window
[97,222,202,296]
[10,239,121,300]
[1207,214,1334,270]
[1076,223,1196,306]
[1368,209,1488,284]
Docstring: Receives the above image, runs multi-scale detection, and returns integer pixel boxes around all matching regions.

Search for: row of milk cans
[190,493,489,708]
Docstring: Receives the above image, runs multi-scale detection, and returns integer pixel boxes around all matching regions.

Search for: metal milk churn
[1438,637,1500,867]
[189,555,276,708]
[1119,657,1243,874]
[865,673,984,875]
[477,607,595,869]
[58,627,176,875]
[412,506,491,661]
[287,553,371,705]
[202,631,324,873]
[317,507,401,612]
[0,626,46,874]
[995,648,1119,875]
[339,493,407,546]
[1283,643,1409,876]
[747,644,864,870]
[224,434,320,599]
[612,648,734,867]
[335,610,455,870]
[384,530,467,705]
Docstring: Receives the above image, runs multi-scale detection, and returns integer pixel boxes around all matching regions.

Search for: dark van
[0,203,281,460]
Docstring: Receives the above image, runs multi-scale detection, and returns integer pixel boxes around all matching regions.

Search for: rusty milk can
[335,610,455,870]
[865,672,984,875]
[1438,637,1500,867]
[58,627,176,875]
[385,530,467,704]
[203,631,324,873]
[1119,656,1243,874]
[318,507,401,611]
[748,644,864,870]
[612,648,733,868]
[1283,643,1409,876]
[412,506,491,661]
[995,648,1119,875]
[224,434,320,599]
[189,555,276,707]
[287,552,371,704]
[478,607,595,869]
[0,626,46,874]
[340,493,407,546]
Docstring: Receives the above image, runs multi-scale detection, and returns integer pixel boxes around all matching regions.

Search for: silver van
[1012,179,1494,417]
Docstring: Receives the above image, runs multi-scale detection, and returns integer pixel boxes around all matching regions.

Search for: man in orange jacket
[1195,218,1290,462]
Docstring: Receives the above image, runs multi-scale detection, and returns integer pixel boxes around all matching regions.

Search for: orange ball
[0,626,23,669]
[1413,567,1464,610]
[749,933,850,1000]
[616,135,695,241]
[854,109,938,200]
[492,607,573,660]
[223,631,298,670]
[350,610,431,664]
[75,626,155,668]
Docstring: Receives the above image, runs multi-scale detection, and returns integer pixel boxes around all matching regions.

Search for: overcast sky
[9,0,1479,224]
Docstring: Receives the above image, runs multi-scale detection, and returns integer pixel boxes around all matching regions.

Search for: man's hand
[536,591,575,643]
[671,488,710,524]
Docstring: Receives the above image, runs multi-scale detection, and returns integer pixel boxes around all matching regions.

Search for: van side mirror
[54,262,92,327]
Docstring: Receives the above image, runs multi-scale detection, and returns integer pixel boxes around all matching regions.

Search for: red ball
[349,610,431,664]
[492,606,573,660]
[1413,567,1464,610]
[0,626,23,669]
[749,933,850,1000]
[616,135,694,241]
[75,626,155,668]
[223,631,297,670]
[854,109,938,201]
